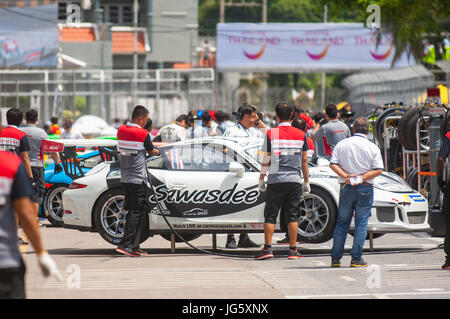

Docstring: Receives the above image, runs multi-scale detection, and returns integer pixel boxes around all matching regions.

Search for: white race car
[62,137,430,245]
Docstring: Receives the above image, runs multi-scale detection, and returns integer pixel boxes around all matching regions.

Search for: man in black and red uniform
[0,108,33,245]
[116,105,160,257]
[0,116,62,298]
[437,130,450,270]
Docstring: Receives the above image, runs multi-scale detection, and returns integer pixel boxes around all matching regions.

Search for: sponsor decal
[407,194,426,202]
[182,208,209,217]
[149,183,260,206]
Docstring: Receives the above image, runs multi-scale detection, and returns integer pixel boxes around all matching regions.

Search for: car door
[148,142,266,232]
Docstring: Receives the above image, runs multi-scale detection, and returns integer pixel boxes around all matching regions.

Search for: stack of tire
[373,108,407,174]
[398,107,430,151]
[397,106,434,191]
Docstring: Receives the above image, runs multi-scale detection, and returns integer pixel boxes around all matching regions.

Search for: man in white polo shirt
[328,117,383,268]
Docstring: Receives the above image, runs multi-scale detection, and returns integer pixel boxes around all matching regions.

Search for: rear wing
[42,139,119,180]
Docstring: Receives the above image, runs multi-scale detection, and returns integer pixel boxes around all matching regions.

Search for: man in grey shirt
[312,104,351,160]
[21,109,61,217]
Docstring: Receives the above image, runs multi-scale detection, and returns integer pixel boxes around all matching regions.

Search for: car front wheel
[297,187,337,244]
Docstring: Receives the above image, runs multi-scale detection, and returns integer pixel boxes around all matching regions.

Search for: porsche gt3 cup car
[61,137,430,245]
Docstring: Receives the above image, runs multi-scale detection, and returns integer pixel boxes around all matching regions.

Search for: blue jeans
[331,184,374,260]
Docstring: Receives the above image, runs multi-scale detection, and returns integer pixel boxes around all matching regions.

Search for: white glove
[38,252,63,281]
[258,179,267,192]
[302,182,311,195]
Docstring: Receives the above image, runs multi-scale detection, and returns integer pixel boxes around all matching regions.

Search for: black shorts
[0,262,26,299]
[264,182,302,224]
[30,166,45,204]
[123,182,149,213]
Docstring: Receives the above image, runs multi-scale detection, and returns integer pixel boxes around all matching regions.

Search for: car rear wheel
[44,183,69,227]
[297,187,337,243]
[93,188,128,245]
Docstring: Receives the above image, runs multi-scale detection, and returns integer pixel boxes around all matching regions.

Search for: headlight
[373,173,414,192]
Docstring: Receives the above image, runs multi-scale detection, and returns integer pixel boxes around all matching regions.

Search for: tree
[322,0,450,65]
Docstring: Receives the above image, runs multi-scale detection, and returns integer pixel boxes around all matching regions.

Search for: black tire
[160,233,202,243]
[374,108,406,148]
[44,183,69,227]
[297,187,337,244]
[398,107,429,150]
[93,188,127,245]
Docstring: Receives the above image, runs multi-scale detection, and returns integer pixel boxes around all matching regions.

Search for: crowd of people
[1,99,449,299]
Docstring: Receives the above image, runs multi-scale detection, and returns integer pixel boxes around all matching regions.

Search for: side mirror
[229,161,245,177]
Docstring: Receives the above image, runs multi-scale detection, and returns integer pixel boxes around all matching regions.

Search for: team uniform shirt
[20,124,49,167]
[155,123,186,142]
[262,123,308,185]
[313,120,351,159]
[305,136,315,159]
[223,122,264,138]
[0,125,30,156]
[300,113,314,129]
[330,133,384,184]
[0,151,33,269]
[117,122,155,185]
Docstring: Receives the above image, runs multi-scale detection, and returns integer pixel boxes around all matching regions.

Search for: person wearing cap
[222,103,267,248]
[0,114,62,298]
[312,104,351,160]
[329,117,383,268]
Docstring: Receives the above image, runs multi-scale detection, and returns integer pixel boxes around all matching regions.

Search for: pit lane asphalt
[22,221,448,299]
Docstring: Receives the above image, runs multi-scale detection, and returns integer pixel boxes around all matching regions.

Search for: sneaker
[225,235,237,249]
[288,249,303,260]
[442,261,450,270]
[238,234,259,248]
[331,258,341,267]
[116,247,140,257]
[350,258,368,267]
[254,248,274,260]
[276,236,302,245]
[17,237,28,245]
[134,248,150,256]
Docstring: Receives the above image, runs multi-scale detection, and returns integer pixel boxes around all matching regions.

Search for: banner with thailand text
[216,23,415,72]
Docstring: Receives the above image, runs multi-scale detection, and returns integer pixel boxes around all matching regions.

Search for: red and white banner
[216,23,415,72]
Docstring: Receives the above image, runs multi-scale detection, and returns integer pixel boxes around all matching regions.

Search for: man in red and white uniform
[0,117,61,298]
[116,105,159,257]
[0,108,33,245]
[256,102,310,260]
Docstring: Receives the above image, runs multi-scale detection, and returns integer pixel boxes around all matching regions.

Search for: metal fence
[341,65,445,106]
[0,68,215,127]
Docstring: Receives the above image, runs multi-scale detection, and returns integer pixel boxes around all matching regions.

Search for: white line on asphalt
[340,276,357,282]
[287,291,450,299]
[414,288,445,292]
